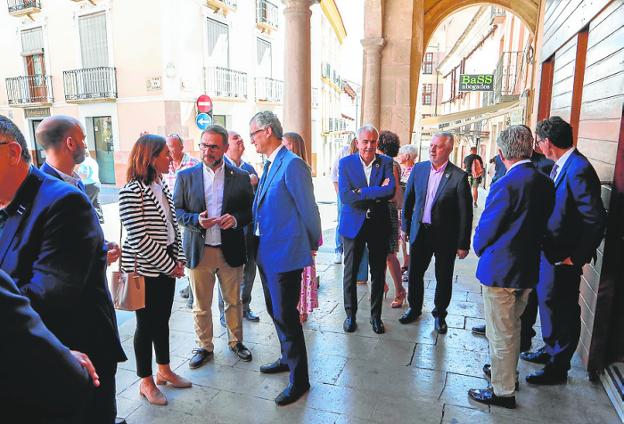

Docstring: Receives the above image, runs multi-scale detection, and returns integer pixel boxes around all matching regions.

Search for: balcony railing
[63,67,117,102]
[490,6,506,20]
[255,77,283,103]
[7,0,41,16]
[483,51,524,107]
[204,66,248,99]
[256,0,278,32]
[5,75,52,106]
[312,87,319,108]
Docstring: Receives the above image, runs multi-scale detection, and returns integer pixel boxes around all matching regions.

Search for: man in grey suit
[174,125,254,369]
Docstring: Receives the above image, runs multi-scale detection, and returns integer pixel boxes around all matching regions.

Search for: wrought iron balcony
[63,67,117,102]
[7,0,41,17]
[312,87,319,108]
[256,0,278,32]
[5,75,53,106]
[255,77,283,103]
[206,0,237,15]
[204,66,248,99]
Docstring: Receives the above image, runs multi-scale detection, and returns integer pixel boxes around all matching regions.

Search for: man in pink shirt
[400,132,473,333]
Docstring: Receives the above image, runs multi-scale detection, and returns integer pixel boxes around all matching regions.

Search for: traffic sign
[196,95,213,113]
[196,113,212,130]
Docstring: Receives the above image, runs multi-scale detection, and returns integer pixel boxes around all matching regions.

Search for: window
[422,83,432,105]
[207,18,229,67]
[256,38,272,77]
[423,52,434,74]
[422,114,432,119]
[21,27,45,80]
[78,13,109,68]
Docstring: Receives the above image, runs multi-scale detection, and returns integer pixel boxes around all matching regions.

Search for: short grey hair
[0,115,31,163]
[497,125,533,160]
[166,132,184,145]
[250,111,283,139]
[432,131,454,148]
[357,124,379,140]
[398,144,418,160]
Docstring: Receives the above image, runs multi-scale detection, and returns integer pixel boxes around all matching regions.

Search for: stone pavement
[106,196,618,423]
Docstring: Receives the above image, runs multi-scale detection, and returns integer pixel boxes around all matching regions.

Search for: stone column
[283,0,316,164]
[360,37,385,128]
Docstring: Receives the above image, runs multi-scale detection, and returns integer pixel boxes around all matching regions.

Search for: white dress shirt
[551,147,576,182]
[46,162,82,188]
[359,155,374,186]
[265,144,284,176]
[506,159,532,172]
[202,162,225,245]
[150,182,176,245]
[331,145,351,183]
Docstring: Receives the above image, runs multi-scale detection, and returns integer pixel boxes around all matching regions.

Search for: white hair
[357,124,379,140]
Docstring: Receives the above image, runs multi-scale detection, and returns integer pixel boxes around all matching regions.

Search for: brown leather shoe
[139,382,167,406]
[156,371,192,388]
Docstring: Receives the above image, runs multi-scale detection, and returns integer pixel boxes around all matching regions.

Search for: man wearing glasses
[174,125,254,370]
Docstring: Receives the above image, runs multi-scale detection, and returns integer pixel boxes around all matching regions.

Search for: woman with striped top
[119,134,190,406]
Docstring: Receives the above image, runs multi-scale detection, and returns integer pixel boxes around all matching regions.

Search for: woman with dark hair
[119,134,191,406]
[377,130,406,308]
[283,132,321,322]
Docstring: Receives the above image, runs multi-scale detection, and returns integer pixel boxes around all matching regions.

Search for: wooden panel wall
[550,37,577,121]
[576,0,624,372]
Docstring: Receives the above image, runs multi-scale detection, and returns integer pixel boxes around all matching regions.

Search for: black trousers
[257,265,309,387]
[520,289,539,350]
[84,183,104,224]
[134,274,176,378]
[343,218,389,320]
[82,361,117,423]
[407,225,456,318]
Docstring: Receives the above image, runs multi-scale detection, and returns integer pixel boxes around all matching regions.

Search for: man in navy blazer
[468,125,555,409]
[524,116,607,385]
[249,111,321,406]
[338,124,395,334]
[174,125,254,368]
[400,132,473,333]
[0,115,126,423]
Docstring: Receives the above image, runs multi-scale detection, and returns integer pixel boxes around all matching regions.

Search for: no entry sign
[196,95,213,113]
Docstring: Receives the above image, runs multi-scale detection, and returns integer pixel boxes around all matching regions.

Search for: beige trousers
[188,246,243,351]
[482,286,531,397]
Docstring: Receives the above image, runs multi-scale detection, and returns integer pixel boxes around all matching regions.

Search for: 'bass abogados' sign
[459,74,494,91]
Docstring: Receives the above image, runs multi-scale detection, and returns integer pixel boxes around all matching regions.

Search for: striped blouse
[119,179,186,277]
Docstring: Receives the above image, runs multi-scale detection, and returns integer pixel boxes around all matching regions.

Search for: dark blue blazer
[253,147,321,272]
[474,162,555,288]
[0,167,126,365]
[0,269,92,421]
[338,153,395,239]
[402,161,473,250]
[543,149,607,265]
[174,162,254,269]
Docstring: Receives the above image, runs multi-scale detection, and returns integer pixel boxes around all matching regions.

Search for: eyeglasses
[249,127,267,139]
[198,143,221,151]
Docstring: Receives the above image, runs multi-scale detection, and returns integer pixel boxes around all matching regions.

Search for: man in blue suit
[400,132,473,333]
[338,124,395,334]
[468,125,555,409]
[524,116,607,385]
[249,111,321,406]
[0,115,126,423]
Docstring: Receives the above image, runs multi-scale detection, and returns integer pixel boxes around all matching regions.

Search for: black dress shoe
[520,346,550,364]
[189,348,213,369]
[231,342,252,362]
[471,324,486,336]
[244,310,260,322]
[525,368,567,385]
[434,316,448,334]
[343,316,357,333]
[398,308,421,324]
[275,382,310,406]
[468,387,516,409]
[260,359,289,374]
[370,318,385,334]
[483,364,519,390]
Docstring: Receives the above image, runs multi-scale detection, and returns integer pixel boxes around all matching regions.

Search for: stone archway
[361,0,539,145]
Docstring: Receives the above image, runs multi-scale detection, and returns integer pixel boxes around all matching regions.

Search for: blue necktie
[258,160,271,193]
[549,163,559,181]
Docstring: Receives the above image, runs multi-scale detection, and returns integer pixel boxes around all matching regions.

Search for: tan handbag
[109,189,146,311]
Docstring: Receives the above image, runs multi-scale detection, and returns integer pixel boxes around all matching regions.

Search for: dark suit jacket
[0,167,126,365]
[337,153,396,239]
[0,269,92,422]
[174,162,254,269]
[474,162,555,288]
[402,161,473,251]
[543,149,607,265]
